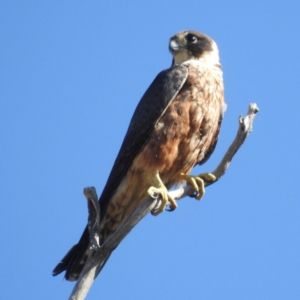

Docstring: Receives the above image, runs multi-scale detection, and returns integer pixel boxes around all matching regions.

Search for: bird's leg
[147,172,177,216]
[180,172,216,200]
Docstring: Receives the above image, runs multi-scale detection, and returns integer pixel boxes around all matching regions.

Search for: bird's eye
[186,34,198,43]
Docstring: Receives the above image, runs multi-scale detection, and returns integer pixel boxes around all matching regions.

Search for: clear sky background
[1,1,300,299]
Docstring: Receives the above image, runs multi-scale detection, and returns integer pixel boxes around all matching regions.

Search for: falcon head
[169,30,220,65]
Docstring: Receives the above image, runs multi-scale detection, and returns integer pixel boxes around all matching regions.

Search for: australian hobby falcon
[53,30,225,281]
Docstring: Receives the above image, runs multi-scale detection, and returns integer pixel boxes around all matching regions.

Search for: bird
[53,30,225,281]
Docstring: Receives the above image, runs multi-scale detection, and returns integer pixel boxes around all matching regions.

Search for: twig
[211,103,259,181]
[69,103,259,300]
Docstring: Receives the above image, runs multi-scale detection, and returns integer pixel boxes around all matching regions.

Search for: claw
[147,172,177,216]
[180,172,216,200]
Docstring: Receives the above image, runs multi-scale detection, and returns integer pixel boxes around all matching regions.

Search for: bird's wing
[99,64,188,217]
[52,64,188,280]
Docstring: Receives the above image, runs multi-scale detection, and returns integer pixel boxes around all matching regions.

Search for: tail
[52,227,112,281]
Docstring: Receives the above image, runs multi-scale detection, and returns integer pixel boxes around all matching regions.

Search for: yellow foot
[147,172,177,216]
[180,173,216,200]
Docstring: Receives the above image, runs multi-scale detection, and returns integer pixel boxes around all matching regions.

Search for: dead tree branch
[69,103,259,300]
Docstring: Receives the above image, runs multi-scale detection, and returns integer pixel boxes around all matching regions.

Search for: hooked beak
[169,39,185,52]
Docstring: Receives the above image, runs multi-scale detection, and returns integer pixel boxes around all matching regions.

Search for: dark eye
[186,34,198,43]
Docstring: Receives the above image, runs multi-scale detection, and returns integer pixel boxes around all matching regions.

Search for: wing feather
[99,65,188,217]
[52,64,188,280]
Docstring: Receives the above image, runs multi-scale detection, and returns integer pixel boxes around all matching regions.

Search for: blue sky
[1,1,300,299]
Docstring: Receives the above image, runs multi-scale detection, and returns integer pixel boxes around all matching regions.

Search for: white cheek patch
[201,42,220,65]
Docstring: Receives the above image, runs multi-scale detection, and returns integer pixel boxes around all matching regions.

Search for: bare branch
[211,103,259,181]
[69,103,259,300]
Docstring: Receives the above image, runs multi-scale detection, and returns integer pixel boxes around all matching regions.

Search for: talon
[166,205,177,212]
[147,172,177,216]
[199,173,216,182]
[180,172,216,200]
